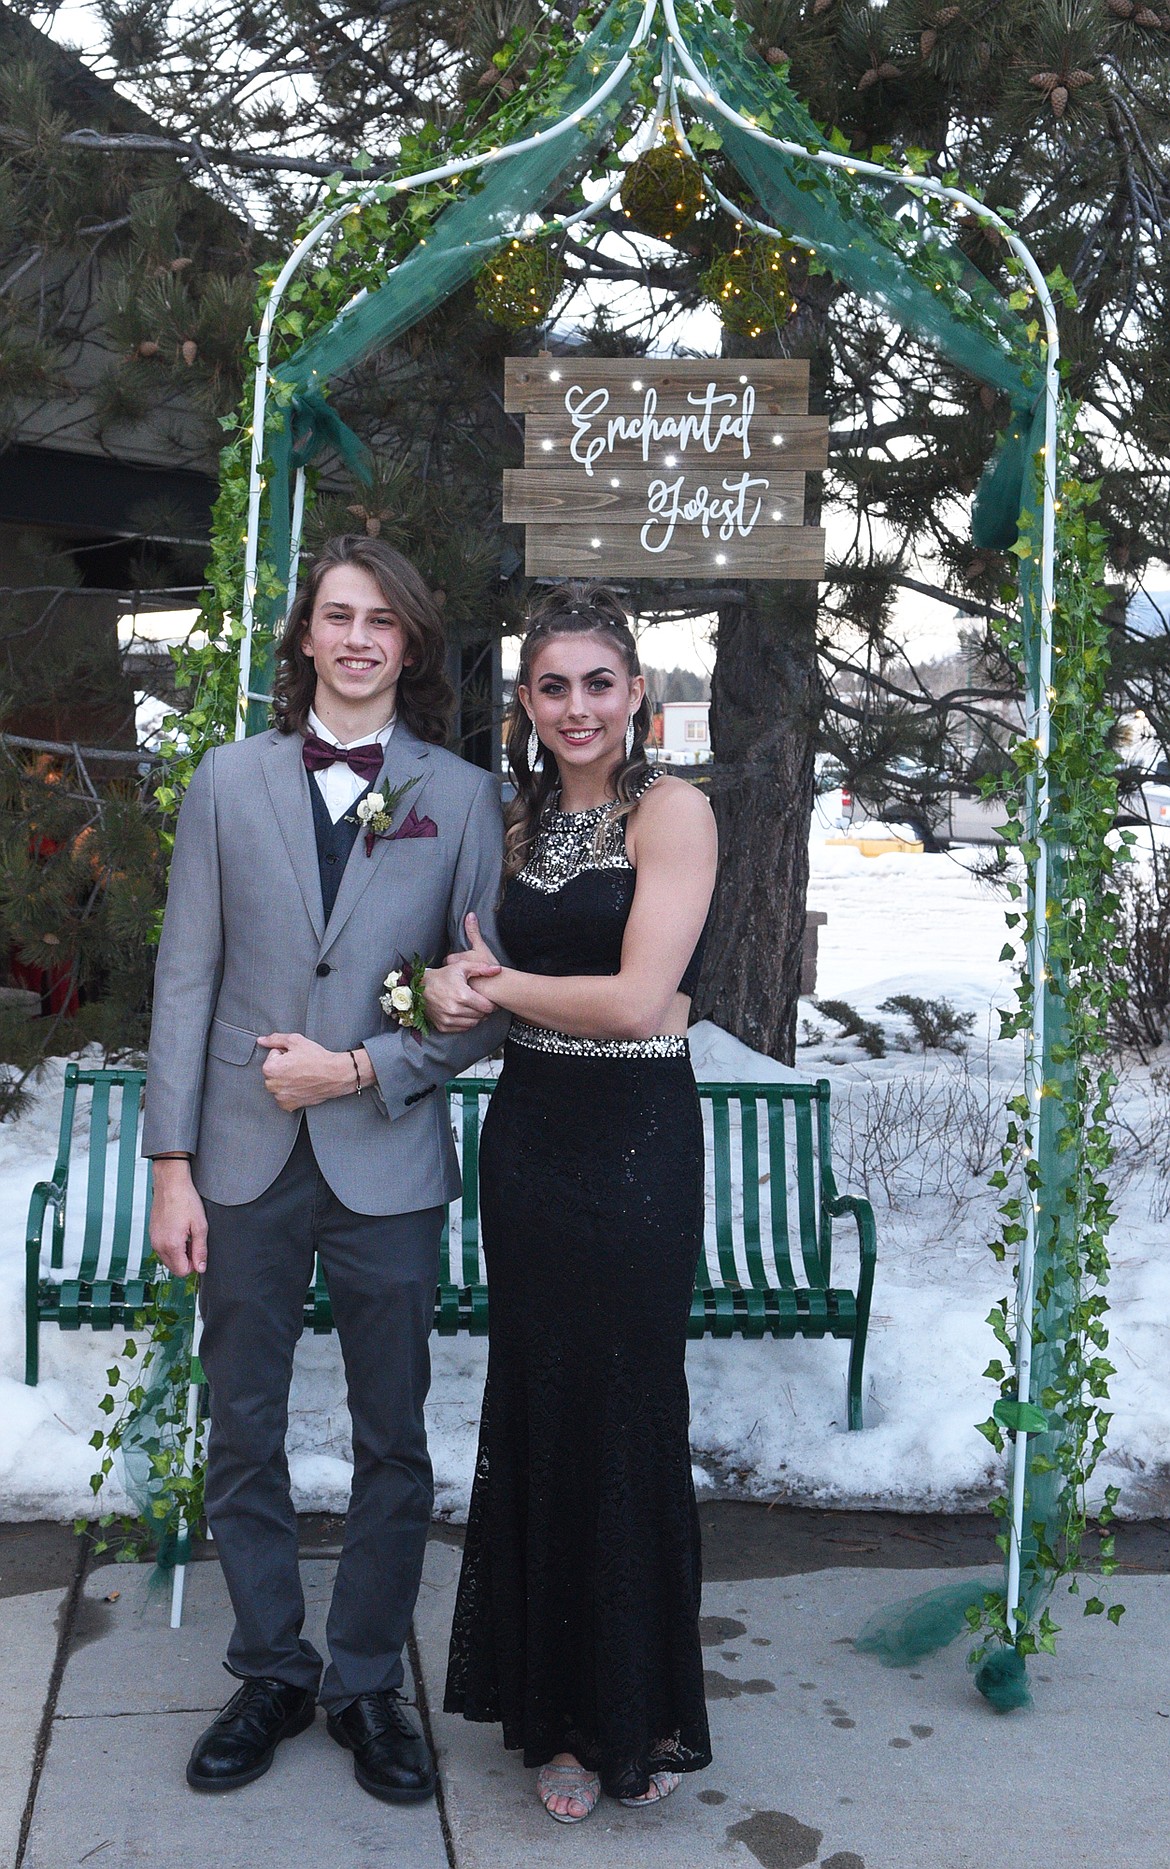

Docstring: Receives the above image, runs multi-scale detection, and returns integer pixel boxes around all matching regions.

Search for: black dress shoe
[186,1677,316,1792]
[326,1692,436,1804]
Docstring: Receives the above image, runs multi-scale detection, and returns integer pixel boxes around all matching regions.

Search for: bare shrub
[1108,1065,1170,1221]
[832,1041,1008,1216]
[1111,850,1170,1060]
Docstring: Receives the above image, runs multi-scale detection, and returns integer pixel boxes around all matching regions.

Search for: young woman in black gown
[425,582,717,1823]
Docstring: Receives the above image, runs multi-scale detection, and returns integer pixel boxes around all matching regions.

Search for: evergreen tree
[10,0,1170,1057]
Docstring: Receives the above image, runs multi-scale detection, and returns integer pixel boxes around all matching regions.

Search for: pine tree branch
[830,568,1016,627]
[0,731,163,764]
[0,125,385,180]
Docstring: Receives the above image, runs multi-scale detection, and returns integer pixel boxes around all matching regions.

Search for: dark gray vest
[308,773,372,922]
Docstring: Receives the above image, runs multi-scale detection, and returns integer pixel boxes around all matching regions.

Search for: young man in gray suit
[143,536,506,1803]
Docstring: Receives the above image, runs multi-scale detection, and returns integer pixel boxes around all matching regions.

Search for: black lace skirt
[443,1037,712,1800]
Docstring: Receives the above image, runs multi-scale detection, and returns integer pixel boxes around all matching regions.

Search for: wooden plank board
[504,355,810,412]
[521,413,829,471]
[503,467,807,525]
[523,523,827,580]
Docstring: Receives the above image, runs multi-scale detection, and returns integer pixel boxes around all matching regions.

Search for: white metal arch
[235,0,1062,1643]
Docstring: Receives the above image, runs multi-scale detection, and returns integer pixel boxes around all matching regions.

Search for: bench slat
[709,1094,739,1287]
[79,1077,112,1284]
[739,1096,767,1290]
[792,1098,826,1288]
[764,1093,795,1289]
[107,1075,146,1286]
[460,1090,483,1289]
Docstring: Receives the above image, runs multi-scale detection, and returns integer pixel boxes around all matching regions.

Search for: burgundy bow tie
[301,731,385,784]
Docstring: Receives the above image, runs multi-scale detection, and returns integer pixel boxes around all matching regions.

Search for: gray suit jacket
[142,723,510,1214]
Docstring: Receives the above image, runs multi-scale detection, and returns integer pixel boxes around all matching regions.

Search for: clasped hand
[424,913,502,1034]
[257,1031,350,1111]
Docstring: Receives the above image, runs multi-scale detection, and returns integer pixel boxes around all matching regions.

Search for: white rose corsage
[380,954,430,1040]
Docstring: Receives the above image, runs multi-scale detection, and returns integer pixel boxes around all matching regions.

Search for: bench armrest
[26,1179,66,1267]
[823,1190,877,1318]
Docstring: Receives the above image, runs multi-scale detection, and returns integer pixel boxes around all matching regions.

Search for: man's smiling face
[299,563,412,723]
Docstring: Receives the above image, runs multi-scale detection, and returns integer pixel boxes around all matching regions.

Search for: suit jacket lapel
[259,729,325,943]
[319,724,434,957]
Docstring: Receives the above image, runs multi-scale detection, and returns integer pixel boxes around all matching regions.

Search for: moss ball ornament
[620,141,707,241]
[475,239,565,330]
[700,236,797,339]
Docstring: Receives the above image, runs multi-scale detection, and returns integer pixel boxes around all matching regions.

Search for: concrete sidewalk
[4,1530,1165,1869]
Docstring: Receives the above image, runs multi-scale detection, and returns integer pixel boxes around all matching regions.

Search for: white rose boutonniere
[350,777,421,855]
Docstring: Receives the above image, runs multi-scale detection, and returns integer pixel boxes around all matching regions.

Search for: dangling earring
[528,722,543,772]
[624,715,635,759]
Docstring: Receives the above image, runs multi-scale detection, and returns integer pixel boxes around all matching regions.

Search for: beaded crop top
[497,773,707,1005]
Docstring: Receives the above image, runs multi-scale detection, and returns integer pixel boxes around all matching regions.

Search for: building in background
[656,699,711,766]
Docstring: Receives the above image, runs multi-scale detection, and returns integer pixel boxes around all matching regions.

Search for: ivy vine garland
[700,235,796,338]
[971,401,1126,1661]
[474,238,565,329]
[620,139,706,239]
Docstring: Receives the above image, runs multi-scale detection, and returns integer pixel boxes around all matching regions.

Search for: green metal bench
[26,1065,877,1427]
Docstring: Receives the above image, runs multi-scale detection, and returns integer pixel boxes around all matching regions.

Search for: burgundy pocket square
[388,807,438,840]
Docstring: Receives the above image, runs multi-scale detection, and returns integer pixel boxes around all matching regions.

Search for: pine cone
[764,46,789,64]
[920,28,937,52]
[935,6,961,22]
[135,340,160,359]
[858,60,900,89]
[965,558,987,579]
[1029,70,1059,89]
[347,503,386,538]
[169,257,193,273]
[1050,84,1069,115]
[475,67,497,87]
[1134,4,1161,21]
[979,385,997,411]
[1106,0,1135,14]
[812,0,834,15]
[181,338,198,365]
[1067,69,1095,86]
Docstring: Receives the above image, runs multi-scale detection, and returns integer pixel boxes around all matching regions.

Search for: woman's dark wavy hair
[503,581,653,879]
[273,535,454,743]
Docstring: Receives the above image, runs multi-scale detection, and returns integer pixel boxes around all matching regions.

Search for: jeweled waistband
[508,1020,689,1060]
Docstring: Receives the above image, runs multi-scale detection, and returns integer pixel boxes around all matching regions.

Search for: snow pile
[2,829,1169,1522]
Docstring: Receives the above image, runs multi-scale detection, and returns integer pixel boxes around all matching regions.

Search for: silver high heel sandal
[537,1760,601,1824]
[619,1769,682,1808]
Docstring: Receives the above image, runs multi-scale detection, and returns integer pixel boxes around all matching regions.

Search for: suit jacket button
[316,962,331,977]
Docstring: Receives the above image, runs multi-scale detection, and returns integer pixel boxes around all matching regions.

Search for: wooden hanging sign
[503,357,827,581]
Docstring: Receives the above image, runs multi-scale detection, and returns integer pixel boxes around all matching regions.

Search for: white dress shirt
[306,707,395,825]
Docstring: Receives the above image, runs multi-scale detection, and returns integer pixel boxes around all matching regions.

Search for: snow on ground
[2,811,1169,1523]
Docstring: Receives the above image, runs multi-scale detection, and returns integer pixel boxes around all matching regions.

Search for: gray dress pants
[199,1122,443,1711]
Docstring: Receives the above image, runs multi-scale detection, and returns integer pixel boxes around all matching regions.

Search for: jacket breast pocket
[206,1017,258,1066]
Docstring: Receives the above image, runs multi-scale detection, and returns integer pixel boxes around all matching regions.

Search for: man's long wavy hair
[273,535,454,743]
[503,582,654,879]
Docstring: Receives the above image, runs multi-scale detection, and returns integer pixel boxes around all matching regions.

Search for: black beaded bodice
[498,780,706,999]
